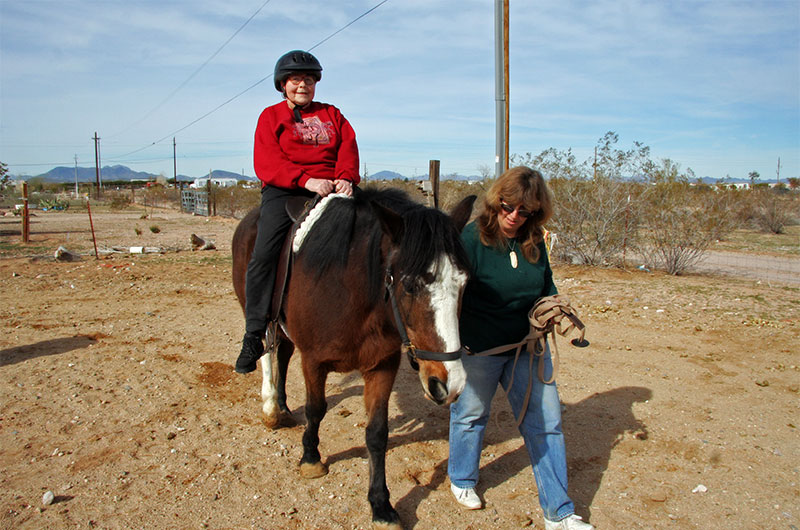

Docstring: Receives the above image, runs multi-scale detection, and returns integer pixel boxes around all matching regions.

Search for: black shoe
[235,333,264,374]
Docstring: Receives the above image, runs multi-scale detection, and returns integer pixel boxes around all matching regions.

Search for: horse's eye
[401,277,419,294]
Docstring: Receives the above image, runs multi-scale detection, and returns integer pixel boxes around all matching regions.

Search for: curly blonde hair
[476,166,553,263]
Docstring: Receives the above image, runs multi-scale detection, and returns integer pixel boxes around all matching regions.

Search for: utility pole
[494,0,508,178]
[74,155,79,198]
[503,0,509,173]
[93,132,101,199]
[777,156,781,184]
[173,137,177,185]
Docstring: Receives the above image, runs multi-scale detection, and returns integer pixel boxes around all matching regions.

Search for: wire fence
[690,251,800,285]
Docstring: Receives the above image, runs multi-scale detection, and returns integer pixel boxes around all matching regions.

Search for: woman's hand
[304,178,335,197]
[334,179,353,197]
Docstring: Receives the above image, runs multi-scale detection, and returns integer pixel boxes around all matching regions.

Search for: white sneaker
[450,484,482,510]
[544,514,594,530]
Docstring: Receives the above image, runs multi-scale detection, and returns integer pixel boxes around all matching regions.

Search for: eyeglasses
[286,74,317,85]
[499,200,533,218]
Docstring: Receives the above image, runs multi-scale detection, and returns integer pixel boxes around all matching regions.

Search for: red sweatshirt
[253,100,360,190]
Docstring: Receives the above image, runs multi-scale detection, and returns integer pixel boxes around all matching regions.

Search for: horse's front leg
[299,359,329,478]
[275,340,295,418]
[259,346,281,428]
[261,339,296,428]
[363,367,402,530]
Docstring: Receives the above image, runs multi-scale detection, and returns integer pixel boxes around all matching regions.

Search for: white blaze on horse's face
[425,255,468,401]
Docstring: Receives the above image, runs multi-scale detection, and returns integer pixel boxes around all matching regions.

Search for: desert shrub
[141,186,180,209]
[212,185,260,218]
[635,160,739,275]
[108,191,132,210]
[750,188,797,234]
[38,196,70,211]
[548,176,643,266]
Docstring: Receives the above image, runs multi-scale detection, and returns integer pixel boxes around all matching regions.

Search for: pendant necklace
[508,238,519,269]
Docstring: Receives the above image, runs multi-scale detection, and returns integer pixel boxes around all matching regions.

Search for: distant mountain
[12,165,257,183]
[369,170,483,182]
[370,170,407,181]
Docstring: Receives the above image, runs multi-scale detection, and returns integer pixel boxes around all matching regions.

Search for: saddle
[268,196,316,325]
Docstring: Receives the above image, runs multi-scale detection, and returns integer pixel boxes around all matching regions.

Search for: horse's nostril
[428,376,448,404]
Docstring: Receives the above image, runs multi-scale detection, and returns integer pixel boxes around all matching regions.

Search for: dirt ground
[0,208,798,529]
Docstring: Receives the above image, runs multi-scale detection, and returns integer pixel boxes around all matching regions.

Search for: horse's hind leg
[299,359,329,479]
[363,368,402,530]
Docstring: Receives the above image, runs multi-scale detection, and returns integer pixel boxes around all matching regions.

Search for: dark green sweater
[459,221,557,354]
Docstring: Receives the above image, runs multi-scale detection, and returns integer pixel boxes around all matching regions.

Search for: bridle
[384,269,467,371]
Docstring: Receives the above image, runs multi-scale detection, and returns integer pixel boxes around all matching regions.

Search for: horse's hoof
[299,461,328,479]
[372,521,403,530]
[261,412,282,430]
[278,411,298,427]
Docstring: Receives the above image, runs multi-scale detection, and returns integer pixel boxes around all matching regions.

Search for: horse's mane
[299,187,469,305]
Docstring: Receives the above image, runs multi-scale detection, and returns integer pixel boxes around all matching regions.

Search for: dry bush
[750,189,798,234]
[141,186,180,209]
[636,180,720,275]
[212,185,260,218]
[106,190,132,210]
[548,176,642,266]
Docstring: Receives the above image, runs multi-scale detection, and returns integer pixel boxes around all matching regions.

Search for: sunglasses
[499,200,533,218]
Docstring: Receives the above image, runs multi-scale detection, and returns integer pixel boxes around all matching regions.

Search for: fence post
[206,179,212,216]
[429,160,440,209]
[22,182,30,243]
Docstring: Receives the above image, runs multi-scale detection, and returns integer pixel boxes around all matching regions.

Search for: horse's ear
[449,195,477,232]
[372,202,404,244]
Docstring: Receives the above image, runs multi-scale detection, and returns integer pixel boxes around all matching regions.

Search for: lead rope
[471,294,588,427]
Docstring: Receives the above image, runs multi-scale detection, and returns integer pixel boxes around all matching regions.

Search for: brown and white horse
[232,187,475,528]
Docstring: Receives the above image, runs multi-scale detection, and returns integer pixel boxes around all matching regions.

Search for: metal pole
[93,132,101,199]
[503,0,509,172]
[494,0,506,179]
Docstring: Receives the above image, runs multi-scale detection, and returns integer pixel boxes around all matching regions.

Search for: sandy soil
[0,208,798,529]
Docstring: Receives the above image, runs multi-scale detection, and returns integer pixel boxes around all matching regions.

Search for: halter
[384,270,467,371]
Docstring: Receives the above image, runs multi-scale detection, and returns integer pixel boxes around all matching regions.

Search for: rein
[472,294,588,427]
[384,270,467,370]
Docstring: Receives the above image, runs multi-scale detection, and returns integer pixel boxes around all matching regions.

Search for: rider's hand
[334,179,353,197]
[304,178,335,197]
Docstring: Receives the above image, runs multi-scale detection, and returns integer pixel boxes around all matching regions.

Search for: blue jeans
[448,346,575,521]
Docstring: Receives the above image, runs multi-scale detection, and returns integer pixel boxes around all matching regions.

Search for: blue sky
[1,0,798,180]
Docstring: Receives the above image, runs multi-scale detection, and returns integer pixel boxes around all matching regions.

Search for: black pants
[244,185,315,335]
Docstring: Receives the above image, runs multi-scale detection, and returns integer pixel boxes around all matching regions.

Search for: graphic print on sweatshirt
[293,116,334,146]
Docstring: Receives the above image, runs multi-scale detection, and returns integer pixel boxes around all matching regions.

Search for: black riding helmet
[273,50,322,92]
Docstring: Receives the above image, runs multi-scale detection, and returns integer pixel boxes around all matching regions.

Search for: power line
[107,0,274,139]
[108,0,391,163]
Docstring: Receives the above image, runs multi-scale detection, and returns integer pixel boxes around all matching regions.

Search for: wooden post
[86,199,99,260]
[22,182,30,243]
[206,178,212,217]
[429,160,440,210]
